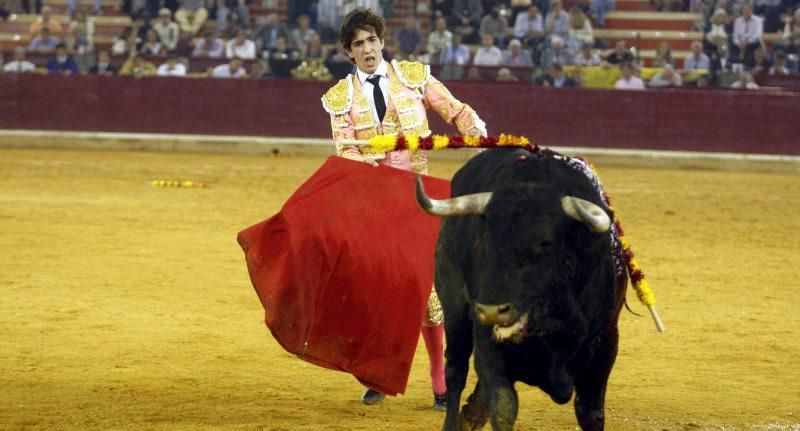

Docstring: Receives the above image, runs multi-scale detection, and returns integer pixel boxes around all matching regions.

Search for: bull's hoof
[434,392,447,411]
[361,388,386,405]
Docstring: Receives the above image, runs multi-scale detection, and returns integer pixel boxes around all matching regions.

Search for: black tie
[366,75,386,123]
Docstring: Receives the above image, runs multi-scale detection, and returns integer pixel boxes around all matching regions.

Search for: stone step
[616,0,659,12]
[604,11,698,31]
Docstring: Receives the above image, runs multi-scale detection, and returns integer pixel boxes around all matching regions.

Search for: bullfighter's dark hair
[339,8,386,52]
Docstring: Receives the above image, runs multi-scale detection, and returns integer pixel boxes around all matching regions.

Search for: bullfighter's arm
[330,113,373,163]
[423,75,487,137]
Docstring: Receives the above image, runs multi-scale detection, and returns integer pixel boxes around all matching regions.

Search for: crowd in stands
[2,0,799,89]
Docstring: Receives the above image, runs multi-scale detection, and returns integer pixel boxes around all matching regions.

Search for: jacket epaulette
[321,76,354,115]
[391,59,430,89]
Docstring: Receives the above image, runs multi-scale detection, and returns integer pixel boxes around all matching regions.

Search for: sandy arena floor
[0,148,798,431]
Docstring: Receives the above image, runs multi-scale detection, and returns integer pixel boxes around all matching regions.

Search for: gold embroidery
[399,111,422,128]
[321,78,353,115]
[425,287,443,326]
[391,59,430,88]
[394,97,416,113]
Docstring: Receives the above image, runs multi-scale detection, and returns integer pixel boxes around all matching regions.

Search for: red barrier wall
[1,73,798,155]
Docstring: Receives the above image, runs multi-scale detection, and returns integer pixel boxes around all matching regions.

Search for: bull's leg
[441,304,474,431]
[573,327,619,431]
[458,381,488,430]
[474,335,518,431]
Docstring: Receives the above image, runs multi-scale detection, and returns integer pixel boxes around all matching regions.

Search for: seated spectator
[694,73,711,87]
[540,35,572,68]
[513,5,544,48]
[566,6,593,53]
[684,40,711,70]
[0,2,10,21]
[3,47,37,73]
[211,56,247,77]
[192,30,225,58]
[537,63,578,87]
[327,44,351,62]
[69,9,94,53]
[301,33,327,59]
[704,8,728,52]
[27,28,61,53]
[590,0,616,28]
[119,51,157,77]
[46,43,79,74]
[156,55,187,76]
[317,0,343,42]
[731,3,762,64]
[449,0,483,43]
[651,42,673,67]
[544,0,569,42]
[153,8,180,53]
[465,65,483,80]
[782,8,800,55]
[395,17,423,59]
[501,38,533,67]
[730,70,758,89]
[573,43,601,66]
[249,60,269,79]
[754,0,781,33]
[440,32,471,65]
[269,35,298,60]
[226,28,257,59]
[496,67,519,81]
[88,49,117,75]
[648,64,683,87]
[216,0,251,35]
[614,61,645,89]
[29,6,64,38]
[603,40,633,65]
[747,47,771,74]
[290,14,317,51]
[480,6,509,48]
[768,50,790,75]
[254,12,288,53]
[473,33,504,65]
[175,0,208,36]
[140,28,165,56]
[68,0,100,16]
[427,17,453,62]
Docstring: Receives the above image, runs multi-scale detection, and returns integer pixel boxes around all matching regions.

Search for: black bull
[416,148,627,431]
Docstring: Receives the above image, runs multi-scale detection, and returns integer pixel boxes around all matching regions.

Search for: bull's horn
[561,196,611,233]
[415,175,492,217]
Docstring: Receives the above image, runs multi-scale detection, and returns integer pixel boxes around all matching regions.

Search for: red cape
[237,156,450,395]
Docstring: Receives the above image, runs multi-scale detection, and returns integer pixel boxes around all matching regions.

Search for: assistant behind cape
[237,156,450,396]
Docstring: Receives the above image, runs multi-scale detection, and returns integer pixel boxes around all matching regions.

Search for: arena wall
[1,73,798,156]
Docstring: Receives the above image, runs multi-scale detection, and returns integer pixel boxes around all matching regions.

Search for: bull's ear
[561,196,611,233]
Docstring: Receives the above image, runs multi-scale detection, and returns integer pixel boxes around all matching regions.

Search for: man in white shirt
[156,56,187,76]
[426,17,453,60]
[225,29,257,59]
[614,61,645,89]
[211,57,246,78]
[683,40,711,71]
[732,3,763,63]
[473,33,503,65]
[3,47,36,73]
[153,8,181,53]
[544,0,570,41]
[513,4,544,47]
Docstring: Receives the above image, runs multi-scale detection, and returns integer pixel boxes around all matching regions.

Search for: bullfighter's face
[346,28,384,75]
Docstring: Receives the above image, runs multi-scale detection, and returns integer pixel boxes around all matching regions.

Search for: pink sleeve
[423,75,486,136]
[330,113,367,161]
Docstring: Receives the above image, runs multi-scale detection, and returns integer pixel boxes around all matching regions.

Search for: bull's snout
[475,303,518,326]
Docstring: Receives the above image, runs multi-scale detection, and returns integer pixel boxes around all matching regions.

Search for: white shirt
[211,63,246,78]
[614,76,646,90]
[355,59,390,124]
[3,60,36,73]
[514,12,543,39]
[157,62,187,76]
[733,15,763,45]
[473,46,504,66]
[226,39,256,60]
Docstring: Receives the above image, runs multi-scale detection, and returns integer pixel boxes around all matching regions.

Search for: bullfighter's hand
[363,158,379,167]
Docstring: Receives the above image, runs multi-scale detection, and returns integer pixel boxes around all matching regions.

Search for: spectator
[730,69,758,88]
[395,17,423,58]
[604,39,633,65]
[473,33,504,65]
[88,49,117,74]
[496,67,519,81]
[590,0,615,28]
[29,6,64,38]
[216,0,251,34]
[427,17,453,61]
[450,0,483,42]
[69,9,95,53]
[3,47,36,73]
[140,28,165,56]
[254,13,288,53]
[175,0,209,36]
[731,3,762,64]
[191,30,225,58]
[46,43,80,74]
[537,62,578,87]
[327,44,351,62]
[767,50,789,75]
[342,0,383,17]
[684,40,711,70]
[26,28,61,53]
[513,4,544,48]
[540,34,572,67]
[648,64,683,87]
[754,0,781,33]
[119,50,157,76]
[290,14,317,51]
[748,47,771,74]
[651,42,673,67]
[317,0,343,41]
[480,6,509,47]
[566,6,593,53]
[226,28,257,59]
[300,33,326,59]
[249,60,269,79]
[544,0,569,41]
[573,42,601,66]
[440,32,471,64]
[68,0,100,17]
[781,8,800,55]
[501,38,533,66]
[111,25,140,56]
[211,56,246,77]
[614,61,645,89]
[269,35,298,59]
[153,8,180,53]
[704,8,728,52]
[156,55,187,76]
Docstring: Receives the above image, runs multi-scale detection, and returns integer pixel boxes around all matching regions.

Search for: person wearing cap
[153,8,180,53]
[321,7,486,411]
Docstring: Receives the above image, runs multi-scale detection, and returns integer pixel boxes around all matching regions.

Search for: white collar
[356,59,388,84]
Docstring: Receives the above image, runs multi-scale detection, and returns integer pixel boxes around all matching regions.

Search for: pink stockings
[420,324,446,396]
